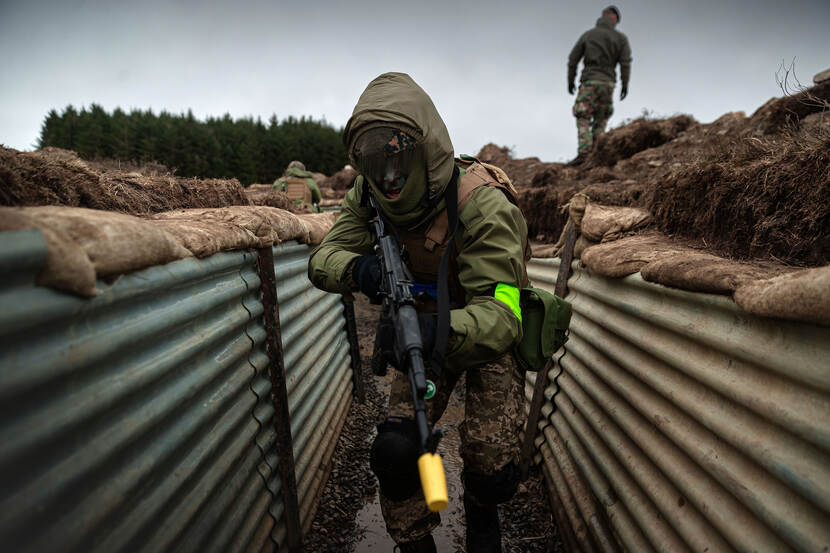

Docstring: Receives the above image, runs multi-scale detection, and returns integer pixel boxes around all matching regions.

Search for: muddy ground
[302,295,561,552]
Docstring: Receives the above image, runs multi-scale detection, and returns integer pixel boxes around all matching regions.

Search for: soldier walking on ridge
[567,5,632,165]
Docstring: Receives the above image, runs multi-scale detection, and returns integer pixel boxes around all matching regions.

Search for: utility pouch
[515,287,572,372]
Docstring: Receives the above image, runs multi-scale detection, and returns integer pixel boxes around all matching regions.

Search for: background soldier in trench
[273,160,322,212]
[567,5,633,165]
[308,72,530,553]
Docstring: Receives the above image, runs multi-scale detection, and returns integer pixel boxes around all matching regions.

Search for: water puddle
[352,390,467,552]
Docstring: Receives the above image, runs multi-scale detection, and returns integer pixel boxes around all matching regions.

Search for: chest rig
[280,176,313,203]
[398,159,525,313]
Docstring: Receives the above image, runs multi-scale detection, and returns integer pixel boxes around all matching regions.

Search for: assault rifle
[368,195,448,512]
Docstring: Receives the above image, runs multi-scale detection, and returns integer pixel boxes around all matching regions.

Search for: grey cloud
[1,0,828,161]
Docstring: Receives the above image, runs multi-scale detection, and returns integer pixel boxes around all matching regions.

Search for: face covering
[353,127,424,198]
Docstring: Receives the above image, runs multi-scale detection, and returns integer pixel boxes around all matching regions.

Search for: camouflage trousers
[379,354,525,543]
[573,80,615,154]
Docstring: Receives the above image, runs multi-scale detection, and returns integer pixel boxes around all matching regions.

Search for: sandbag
[640,252,785,294]
[581,203,652,242]
[734,266,830,327]
[531,243,557,258]
[581,232,683,278]
[149,206,336,258]
[150,206,303,258]
[295,212,338,245]
[0,206,192,296]
[566,193,590,230]
[258,207,312,243]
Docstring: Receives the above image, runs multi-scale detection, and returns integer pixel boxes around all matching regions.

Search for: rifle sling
[431,166,460,374]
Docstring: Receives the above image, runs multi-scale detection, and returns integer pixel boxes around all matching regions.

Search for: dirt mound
[482,82,829,266]
[748,81,830,135]
[321,166,358,191]
[477,144,547,189]
[0,146,251,214]
[586,115,697,167]
[244,184,295,210]
[85,158,172,176]
[644,127,830,265]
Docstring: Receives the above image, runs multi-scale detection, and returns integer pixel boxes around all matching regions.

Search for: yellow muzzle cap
[417,452,448,512]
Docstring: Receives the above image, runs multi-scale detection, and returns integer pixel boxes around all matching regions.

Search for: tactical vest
[400,158,531,313]
[280,176,313,204]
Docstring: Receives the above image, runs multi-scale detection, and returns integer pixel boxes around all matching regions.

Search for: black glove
[620,84,628,100]
[418,313,443,384]
[418,313,437,359]
[352,254,381,301]
[385,313,440,381]
[568,82,575,95]
[371,314,397,376]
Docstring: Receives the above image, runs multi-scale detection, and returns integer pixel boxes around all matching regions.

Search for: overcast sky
[1,0,828,164]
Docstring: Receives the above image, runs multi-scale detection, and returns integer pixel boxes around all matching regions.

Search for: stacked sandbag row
[0,205,337,297]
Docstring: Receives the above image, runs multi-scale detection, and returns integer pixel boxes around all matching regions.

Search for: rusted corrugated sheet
[525,257,830,553]
[0,231,352,553]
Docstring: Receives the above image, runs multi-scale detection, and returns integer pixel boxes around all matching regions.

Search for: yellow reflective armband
[494,282,522,321]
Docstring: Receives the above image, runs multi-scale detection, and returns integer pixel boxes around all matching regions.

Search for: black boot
[566,152,588,166]
[395,533,437,553]
[465,496,501,553]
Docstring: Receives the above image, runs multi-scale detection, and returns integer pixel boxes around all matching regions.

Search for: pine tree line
[37,104,348,185]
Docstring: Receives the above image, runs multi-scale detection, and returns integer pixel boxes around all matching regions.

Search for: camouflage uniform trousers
[573,80,615,154]
[379,353,525,543]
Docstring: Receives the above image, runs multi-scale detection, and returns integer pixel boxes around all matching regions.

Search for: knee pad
[463,461,520,506]
[370,417,422,501]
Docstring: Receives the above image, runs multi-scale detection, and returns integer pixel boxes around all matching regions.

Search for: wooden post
[520,221,577,478]
[256,246,302,552]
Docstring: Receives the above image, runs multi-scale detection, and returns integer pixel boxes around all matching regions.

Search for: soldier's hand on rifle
[568,82,575,95]
[620,84,628,100]
[352,254,382,302]
[418,313,437,360]
[379,312,441,380]
[418,313,443,383]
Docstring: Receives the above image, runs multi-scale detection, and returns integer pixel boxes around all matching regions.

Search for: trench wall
[525,257,830,553]
[0,230,355,553]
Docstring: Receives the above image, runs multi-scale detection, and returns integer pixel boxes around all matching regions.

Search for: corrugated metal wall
[0,230,352,553]
[525,257,830,553]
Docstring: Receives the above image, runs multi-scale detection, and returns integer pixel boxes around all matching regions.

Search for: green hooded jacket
[568,16,632,87]
[308,72,527,373]
[274,167,322,206]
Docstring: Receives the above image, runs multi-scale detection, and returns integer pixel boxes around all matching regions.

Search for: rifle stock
[369,196,448,512]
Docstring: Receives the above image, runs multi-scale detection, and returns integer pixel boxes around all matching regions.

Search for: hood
[596,16,617,29]
[344,73,456,226]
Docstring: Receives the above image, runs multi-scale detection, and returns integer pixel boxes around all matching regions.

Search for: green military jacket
[308,73,528,374]
[568,16,632,87]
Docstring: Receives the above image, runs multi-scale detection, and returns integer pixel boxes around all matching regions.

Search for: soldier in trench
[273,160,322,212]
[308,72,530,553]
[567,5,633,165]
